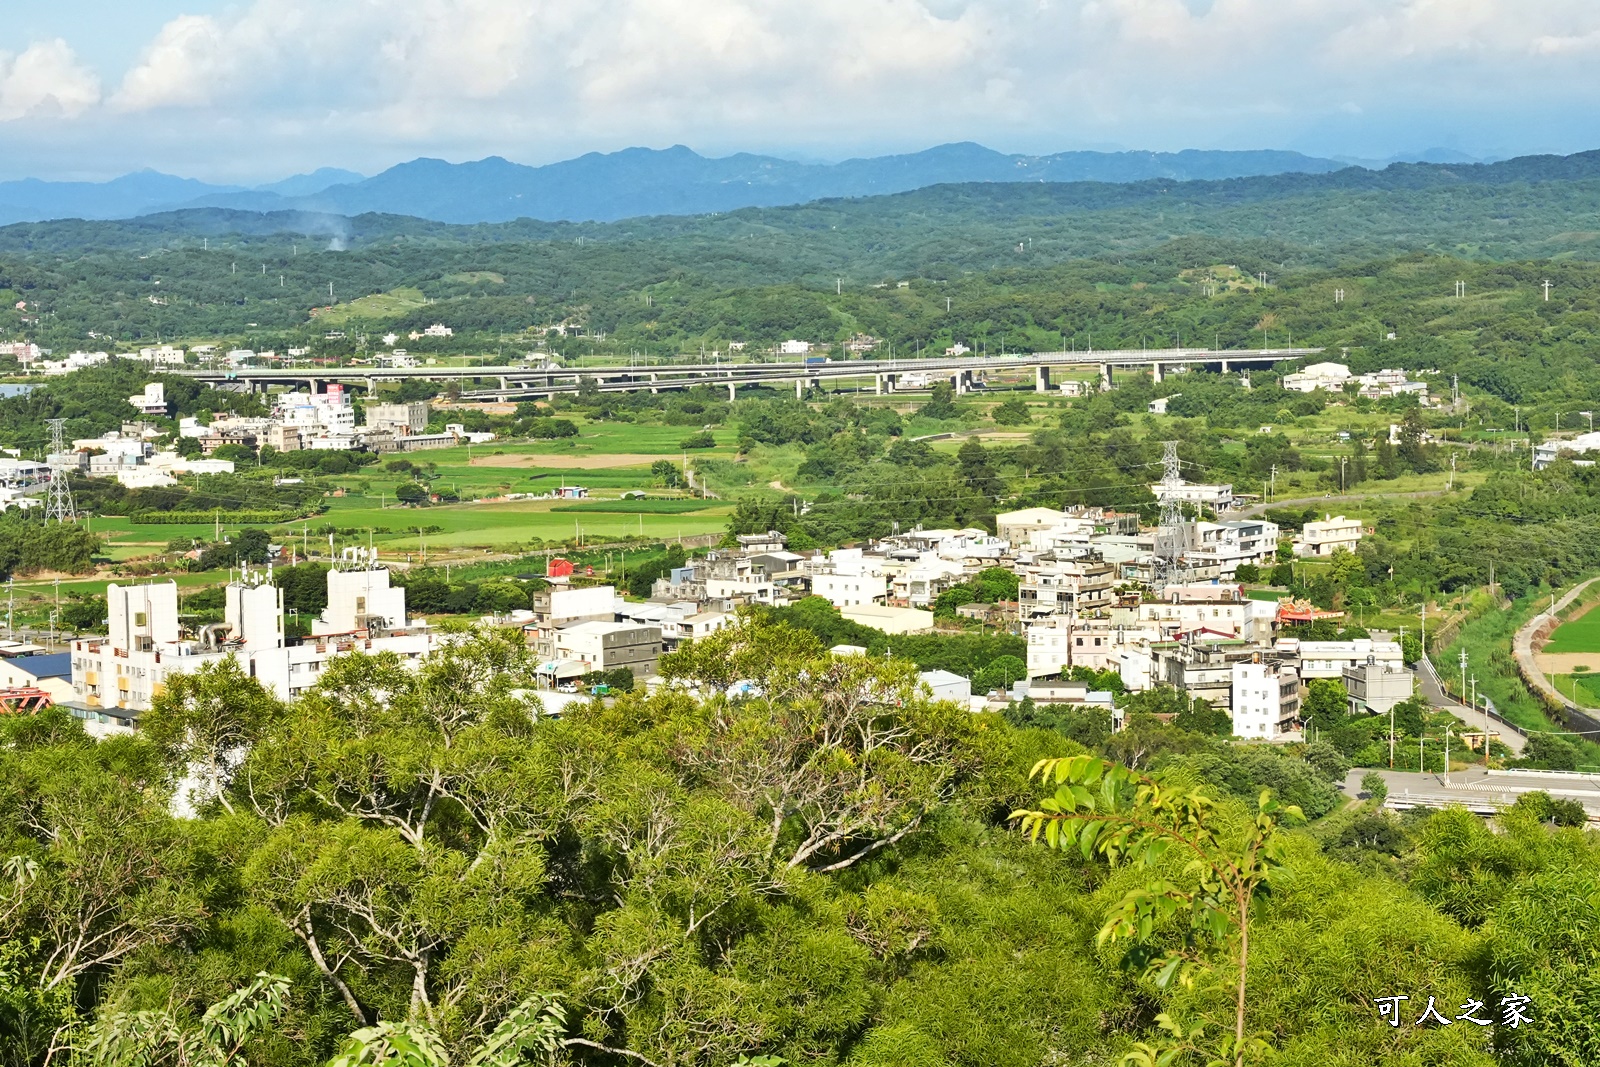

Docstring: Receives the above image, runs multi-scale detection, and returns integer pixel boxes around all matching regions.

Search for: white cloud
[111,15,227,111]
[0,39,100,121]
[11,0,1600,174]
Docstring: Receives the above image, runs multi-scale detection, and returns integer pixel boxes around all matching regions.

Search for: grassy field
[1544,601,1600,653]
[273,495,732,552]
[315,287,428,325]
[1554,672,1600,707]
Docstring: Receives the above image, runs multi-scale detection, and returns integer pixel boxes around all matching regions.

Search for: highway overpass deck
[175,347,1323,400]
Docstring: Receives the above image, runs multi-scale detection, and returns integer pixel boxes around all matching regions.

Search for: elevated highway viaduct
[174,348,1322,402]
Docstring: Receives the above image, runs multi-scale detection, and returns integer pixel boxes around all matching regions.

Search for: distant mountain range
[0,144,1367,227]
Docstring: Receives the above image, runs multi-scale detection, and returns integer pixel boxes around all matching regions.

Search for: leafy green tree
[956,438,1001,499]
[972,655,1026,694]
[60,595,107,631]
[1012,756,1303,1067]
[918,381,958,420]
[991,396,1032,425]
[77,972,290,1067]
[140,657,285,813]
[1360,771,1388,802]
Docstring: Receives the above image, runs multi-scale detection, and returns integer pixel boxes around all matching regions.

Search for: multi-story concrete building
[806,549,888,608]
[1277,638,1404,679]
[69,560,436,720]
[1343,658,1414,716]
[1017,549,1116,618]
[365,401,431,436]
[1177,520,1278,577]
[1231,660,1303,740]
[1154,636,1262,709]
[551,621,662,679]
[1295,515,1364,557]
[1026,618,1162,678]
[525,585,618,659]
[1132,583,1279,642]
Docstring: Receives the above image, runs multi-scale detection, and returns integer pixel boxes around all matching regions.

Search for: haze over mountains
[0,144,1370,228]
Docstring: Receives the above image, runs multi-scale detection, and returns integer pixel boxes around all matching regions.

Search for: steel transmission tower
[44,419,76,523]
[1156,441,1185,567]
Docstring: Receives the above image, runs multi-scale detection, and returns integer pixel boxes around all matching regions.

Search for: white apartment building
[1177,520,1279,577]
[1231,661,1302,740]
[1282,361,1352,393]
[273,384,356,441]
[1276,638,1403,679]
[1151,480,1235,511]
[1295,515,1364,557]
[1134,595,1278,642]
[883,555,968,609]
[1534,431,1600,471]
[996,507,1066,544]
[69,562,436,718]
[807,548,888,608]
[134,345,187,366]
[1027,619,1162,678]
[128,382,167,416]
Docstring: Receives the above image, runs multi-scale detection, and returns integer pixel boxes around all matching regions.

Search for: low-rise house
[1295,515,1364,557]
[807,548,889,608]
[921,669,972,704]
[839,604,934,635]
[1276,637,1403,679]
[552,621,662,679]
[1151,479,1234,511]
[1282,361,1352,393]
[1344,658,1414,716]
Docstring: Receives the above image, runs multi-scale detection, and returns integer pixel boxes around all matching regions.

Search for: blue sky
[4,0,1600,183]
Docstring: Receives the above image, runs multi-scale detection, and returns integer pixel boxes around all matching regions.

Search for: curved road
[1512,576,1600,738]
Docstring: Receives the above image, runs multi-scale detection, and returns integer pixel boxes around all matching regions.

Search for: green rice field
[1544,603,1600,653]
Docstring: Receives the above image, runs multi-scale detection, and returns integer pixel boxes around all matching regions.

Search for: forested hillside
[6,149,1600,368]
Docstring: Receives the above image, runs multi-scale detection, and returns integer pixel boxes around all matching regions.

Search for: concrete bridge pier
[1099,364,1112,392]
[795,378,805,399]
[1220,360,1230,373]
[1152,363,1164,384]
[727,382,737,402]
[650,373,660,395]
[1035,365,1051,394]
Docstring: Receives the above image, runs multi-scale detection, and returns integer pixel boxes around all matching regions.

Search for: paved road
[1345,766,1600,817]
[1414,658,1526,755]
[1512,575,1600,728]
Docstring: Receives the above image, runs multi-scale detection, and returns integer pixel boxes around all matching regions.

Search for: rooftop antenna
[44,420,76,523]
